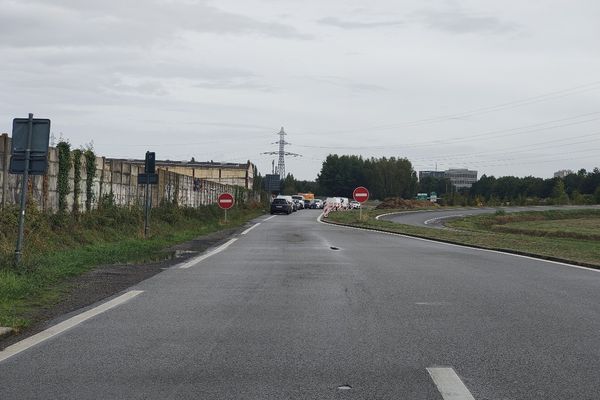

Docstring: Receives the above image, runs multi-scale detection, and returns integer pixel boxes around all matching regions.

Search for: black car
[270,198,292,214]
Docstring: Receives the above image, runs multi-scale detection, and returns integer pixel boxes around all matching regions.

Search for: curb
[321,218,600,271]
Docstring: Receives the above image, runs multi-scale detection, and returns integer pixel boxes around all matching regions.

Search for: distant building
[418,168,478,189]
[444,168,478,189]
[418,170,446,181]
[553,169,573,178]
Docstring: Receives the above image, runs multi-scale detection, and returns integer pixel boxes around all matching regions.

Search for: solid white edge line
[375,210,427,220]
[427,367,476,400]
[263,215,276,221]
[0,290,144,363]
[241,223,260,235]
[179,238,238,269]
[317,214,600,273]
[424,214,465,225]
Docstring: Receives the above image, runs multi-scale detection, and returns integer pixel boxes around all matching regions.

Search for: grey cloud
[0,0,310,48]
[317,16,403,30]
[106,79,169,96]
[193,79,275,92]
[308,76,386,93]
[117,63,257,82]
[417,8,519,35]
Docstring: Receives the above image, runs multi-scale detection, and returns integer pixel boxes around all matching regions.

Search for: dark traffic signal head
[145,151,155,174]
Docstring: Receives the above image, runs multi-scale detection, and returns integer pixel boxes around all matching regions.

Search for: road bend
[1,210,599,399]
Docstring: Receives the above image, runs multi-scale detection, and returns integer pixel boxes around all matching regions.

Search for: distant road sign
[218,193,235,209]
[9,118,51,175]
[353,186,369,203]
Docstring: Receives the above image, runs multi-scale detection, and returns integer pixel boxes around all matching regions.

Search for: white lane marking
[317,215,600,273]
[241,223,260,235]
[375,210,432,220]
[424,214,465,225]
[427,367,476,400]
[0,290,143,363]
[179,238,238,269]
[263,215,276,221]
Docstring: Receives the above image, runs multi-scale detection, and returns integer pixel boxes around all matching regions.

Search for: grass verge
[0,202,265,330]
[325,208,600,268]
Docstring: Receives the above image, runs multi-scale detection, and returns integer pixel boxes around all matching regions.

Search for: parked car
[311,199,323,209]
[293,199,304,210]
[292,195,305,209]
[270,198,292,214]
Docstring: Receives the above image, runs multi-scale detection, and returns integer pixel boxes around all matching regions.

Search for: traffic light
[145,151,155,174]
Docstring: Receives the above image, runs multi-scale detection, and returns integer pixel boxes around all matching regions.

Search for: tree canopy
[316,154,418,199]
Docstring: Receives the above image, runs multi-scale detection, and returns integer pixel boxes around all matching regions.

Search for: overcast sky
[1,0,599,181]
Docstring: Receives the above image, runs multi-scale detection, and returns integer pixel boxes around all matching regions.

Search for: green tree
[551,179,569,205]
[281,173,298,194]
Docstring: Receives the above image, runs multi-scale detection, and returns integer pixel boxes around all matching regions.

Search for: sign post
[11,114,51,265]
[352,186,369,221]
[137,151,157,238]
[218,192,235,224]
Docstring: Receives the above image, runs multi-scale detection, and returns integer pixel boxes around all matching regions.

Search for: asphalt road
[378,205,600,228]
[1,209,600,399]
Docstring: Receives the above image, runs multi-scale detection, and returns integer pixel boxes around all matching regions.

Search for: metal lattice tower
[262,127,301,178]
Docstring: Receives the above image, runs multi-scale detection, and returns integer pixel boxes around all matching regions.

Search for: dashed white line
[179,238,238,269]
[241,223,260,235]
[427,367,476,400]
[0,290,144,363]
[263,215,276,221]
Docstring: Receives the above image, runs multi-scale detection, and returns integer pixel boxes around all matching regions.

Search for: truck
[297,192,314,201]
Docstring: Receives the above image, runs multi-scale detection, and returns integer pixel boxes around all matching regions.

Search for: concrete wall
[0,134,255,212]
[157,162,253,189]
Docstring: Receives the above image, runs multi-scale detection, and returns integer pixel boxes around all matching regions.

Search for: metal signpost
[10,114,51,265]
[137,152,157,237]
[218,192,235,223]
[352,186,369,221]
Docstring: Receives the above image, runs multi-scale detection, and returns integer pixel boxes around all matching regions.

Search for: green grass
[0,202,265,330]
[326,209,600,268]
[488,218,600,240]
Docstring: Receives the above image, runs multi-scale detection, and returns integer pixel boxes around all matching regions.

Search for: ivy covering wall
[56,141,71,213]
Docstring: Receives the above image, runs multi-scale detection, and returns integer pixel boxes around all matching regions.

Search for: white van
[340,197,349,209]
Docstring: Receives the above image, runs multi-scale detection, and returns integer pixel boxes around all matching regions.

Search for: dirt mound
[375,198,439,210]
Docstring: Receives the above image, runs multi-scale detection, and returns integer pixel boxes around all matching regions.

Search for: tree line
[273,153,600,206]
[469,168,600,205]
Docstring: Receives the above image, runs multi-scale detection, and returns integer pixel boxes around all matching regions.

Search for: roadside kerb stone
[0,327,13,338]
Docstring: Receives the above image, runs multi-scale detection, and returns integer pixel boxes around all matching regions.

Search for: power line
[293,80,600,136]
[295,111,600,151]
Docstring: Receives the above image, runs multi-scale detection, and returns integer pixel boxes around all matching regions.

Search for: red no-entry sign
[353,186,369,203]
[218,193,235,209]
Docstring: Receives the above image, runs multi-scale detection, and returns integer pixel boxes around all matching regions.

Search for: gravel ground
[0,226,240,350]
